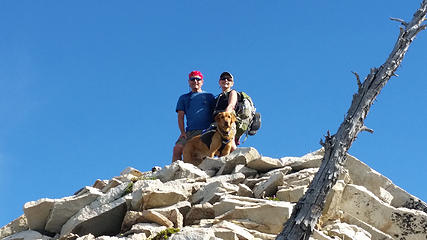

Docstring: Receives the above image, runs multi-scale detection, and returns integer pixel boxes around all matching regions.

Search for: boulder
[131,179,190,210]
[45,187,102,233]
[191,181,239,204]
[0,214,28,239]
[207,172,246,184]
[339,184,427,240]
[153,160,208,182]
[232,164,258,178]
[3,230,51,240]
[281,148,323,171]
[169,226,218,240]
[237,184,254,198]
[246,156,283,172]
[185,202,215,226]
[23,198,56,232]
[216,147,261,175]
[60,183,129,237]
[216,201,294,234]
[198,157,225,173]
[253,172,284,198]
[261,166,292,178]
[276,185,307,203]
[123,223,166,238]
[214,221,254,240]
[324,222,371,240]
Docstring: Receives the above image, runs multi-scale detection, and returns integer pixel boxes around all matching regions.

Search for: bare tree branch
[276,1,427,239]
[390,17,409,26]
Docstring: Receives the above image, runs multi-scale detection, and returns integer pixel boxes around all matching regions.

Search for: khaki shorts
[175,130,203,145]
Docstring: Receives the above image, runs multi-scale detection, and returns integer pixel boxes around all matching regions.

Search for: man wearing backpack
[172,71,215,162]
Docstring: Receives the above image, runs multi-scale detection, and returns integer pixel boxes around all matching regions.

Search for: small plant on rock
[150,228,180,240]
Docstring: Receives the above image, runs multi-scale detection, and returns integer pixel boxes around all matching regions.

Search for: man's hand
[179,132,187,140]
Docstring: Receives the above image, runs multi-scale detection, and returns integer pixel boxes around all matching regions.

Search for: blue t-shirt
[176,91,215,131]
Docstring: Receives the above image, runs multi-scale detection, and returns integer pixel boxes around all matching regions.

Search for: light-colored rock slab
[341,212,394,240]
[60,183,129,237]
[101,178,123,193]
[237,184,254,198]
[207,173,246,184]
[247,156,283,173]
[23,198,55,232]
[276,185,307,203]
[92,179,108,190]
[131,179,191,210]
[76,233,96,240]
[324,222,371,240]
[214,221,254,240]
[217,147,261,175]
[120,167,144,177]
[281,168,318,188]
[0,214,28,239]
[281,148,324,171]
[233,164,258,178]
[253,172,284,198]
[3,230,51,240]
[45,187,102,233]
[191,181,239,204]
[340,184,427,240]
[123,223,166,238]
[185,202,215,226]
[169,226,217,240]
[153,160,208,183]
[216,201,294,234]
[198,157,225,173]
[261,166,292,178]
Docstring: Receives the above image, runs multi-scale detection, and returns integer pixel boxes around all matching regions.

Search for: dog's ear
[215,113,221,122]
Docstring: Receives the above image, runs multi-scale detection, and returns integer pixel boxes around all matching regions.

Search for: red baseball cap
[189,70,203,80]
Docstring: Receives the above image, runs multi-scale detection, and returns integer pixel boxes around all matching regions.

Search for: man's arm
[177,110,186,139]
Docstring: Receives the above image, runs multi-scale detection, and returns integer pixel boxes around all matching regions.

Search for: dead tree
[276,1,427,240]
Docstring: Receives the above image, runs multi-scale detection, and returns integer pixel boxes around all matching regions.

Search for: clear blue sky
[1,1,426,227]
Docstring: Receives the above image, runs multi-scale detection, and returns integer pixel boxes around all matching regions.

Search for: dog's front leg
[220,138,234,157]
[209,133,222,158]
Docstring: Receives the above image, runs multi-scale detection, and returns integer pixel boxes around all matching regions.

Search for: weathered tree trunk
[276,1,427,240]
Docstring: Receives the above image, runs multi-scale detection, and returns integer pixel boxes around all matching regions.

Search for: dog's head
[215,111,236,132]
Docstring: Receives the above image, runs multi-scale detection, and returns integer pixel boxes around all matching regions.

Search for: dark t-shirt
[176,91,215,131]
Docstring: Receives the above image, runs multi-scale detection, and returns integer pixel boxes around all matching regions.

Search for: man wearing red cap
[172,71,215,162]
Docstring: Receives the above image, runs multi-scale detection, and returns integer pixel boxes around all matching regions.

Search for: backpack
[235,91,261,138]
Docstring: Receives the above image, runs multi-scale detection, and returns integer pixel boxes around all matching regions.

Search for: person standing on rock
[172,70,215,162]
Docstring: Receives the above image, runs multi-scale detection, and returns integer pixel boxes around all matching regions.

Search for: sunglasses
[220,77,233,81]
[190,77,202,82]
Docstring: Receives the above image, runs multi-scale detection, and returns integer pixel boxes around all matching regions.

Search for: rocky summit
[2,147,427,240]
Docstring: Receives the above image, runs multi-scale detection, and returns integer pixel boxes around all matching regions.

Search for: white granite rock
[217,147,261,175]
[23,198,56,232]
[253,172,284,198]
[324,222,371,240]
[191,181,239,204]
[247,156,283,173]
[153,160,208,182]
[3,230,51,240]
[207,172,246,184]
[185,202,215,226]
[214,221,254,240]
[216,201,294,234]
[60,183,129,237]
[276,185,307,203]
[0,214,28,239]
[45,187,103,233]
[340,184,427,240]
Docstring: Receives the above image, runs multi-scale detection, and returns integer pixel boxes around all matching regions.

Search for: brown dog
[183,112,236,166]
